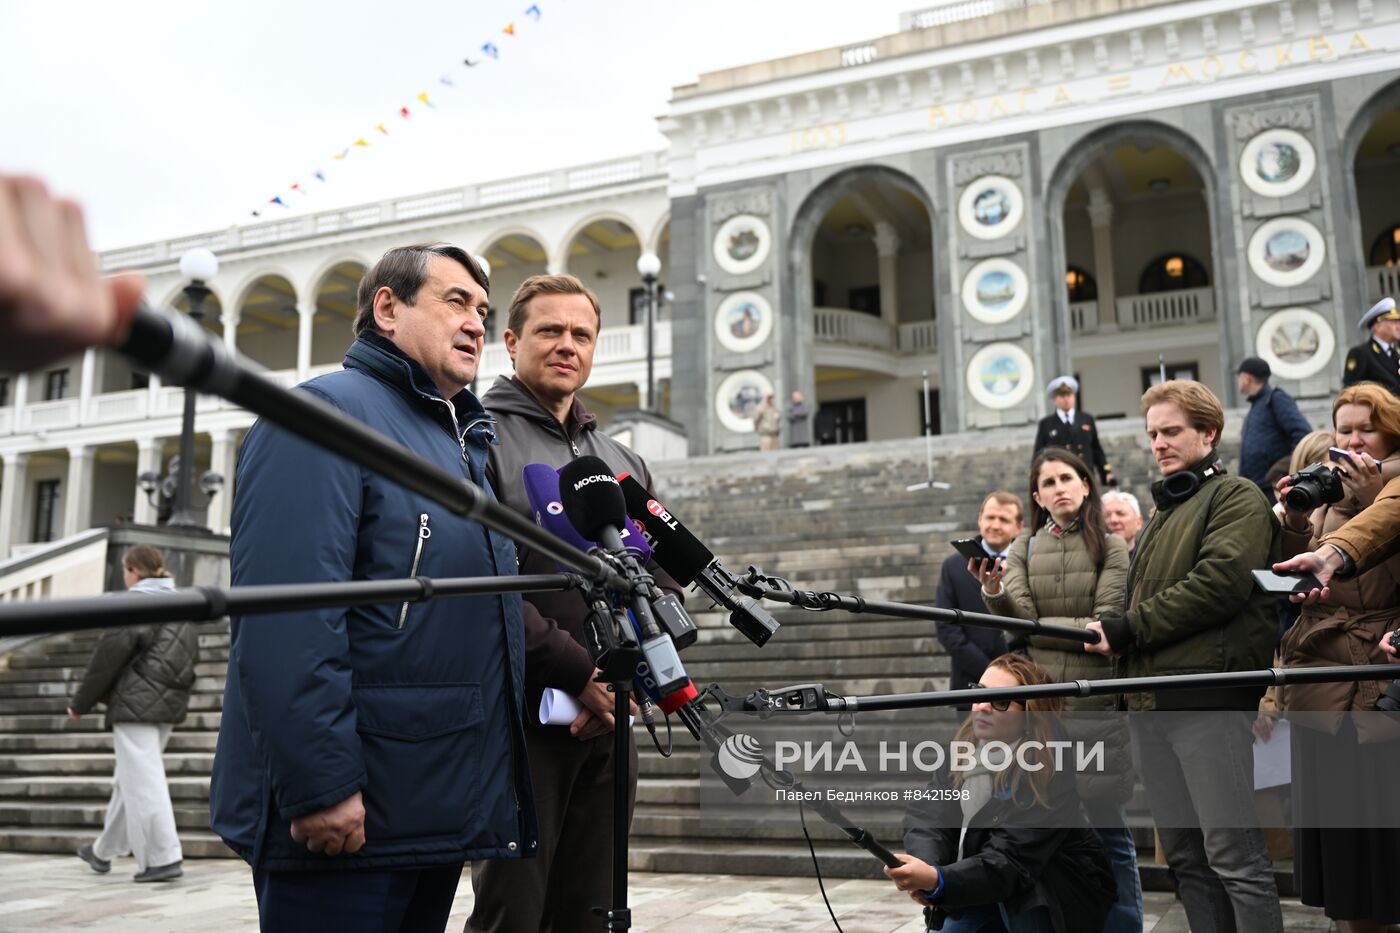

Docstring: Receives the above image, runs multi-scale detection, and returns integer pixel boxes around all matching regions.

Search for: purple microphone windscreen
[616,474,713,587]
[524,461,651,563]
[557,456,627,542]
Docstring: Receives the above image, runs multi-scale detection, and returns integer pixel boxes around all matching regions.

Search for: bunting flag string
[244,2,551,220]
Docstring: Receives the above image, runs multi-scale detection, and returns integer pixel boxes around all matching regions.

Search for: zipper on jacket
[397,513,432,629]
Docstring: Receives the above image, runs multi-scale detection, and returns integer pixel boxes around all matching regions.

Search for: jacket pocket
[397,513,431,629]
[353,682,483,843]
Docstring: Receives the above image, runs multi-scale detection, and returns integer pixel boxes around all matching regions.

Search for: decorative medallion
[1256,307,1335,379]
[1248,217,1326,287]
[961,258,1029,324]
[1240,128,1316,198]
[713,214,771,275]
[966,343,1034,409]
[958,175,1025,240]
[715,369,775,433]
[714,292,774,354]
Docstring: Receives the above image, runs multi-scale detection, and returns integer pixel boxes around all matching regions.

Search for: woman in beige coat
[973,448,1137,933]
[1273,382,1400,932]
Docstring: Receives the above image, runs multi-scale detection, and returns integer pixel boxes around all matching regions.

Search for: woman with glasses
[886,653,1115,933]
[969,448,1139,932]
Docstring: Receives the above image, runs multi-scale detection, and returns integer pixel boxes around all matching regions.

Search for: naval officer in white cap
[1343,297,1400,395]
[1033,375,1115,486]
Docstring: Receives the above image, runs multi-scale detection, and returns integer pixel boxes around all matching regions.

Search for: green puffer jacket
[70,576,198,729]
[1101,456,1280,711]
[985,524,1134,804]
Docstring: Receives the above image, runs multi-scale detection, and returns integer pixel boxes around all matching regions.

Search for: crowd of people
[918,368,1400,933]
[8,173,1400,932]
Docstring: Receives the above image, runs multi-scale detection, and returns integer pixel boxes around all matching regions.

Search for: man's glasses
[966,683,1014,712]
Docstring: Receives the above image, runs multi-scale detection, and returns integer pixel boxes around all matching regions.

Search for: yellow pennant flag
[353,138,370,148]
[417,91,432,107]
[375,123,388,136]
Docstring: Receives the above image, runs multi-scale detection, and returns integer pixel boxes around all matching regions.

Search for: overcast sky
[0,0,920,250]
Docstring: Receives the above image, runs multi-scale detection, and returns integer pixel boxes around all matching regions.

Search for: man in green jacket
[1085,380,1283,933]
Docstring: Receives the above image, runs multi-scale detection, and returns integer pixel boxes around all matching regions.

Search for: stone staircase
[1,419,1289,889]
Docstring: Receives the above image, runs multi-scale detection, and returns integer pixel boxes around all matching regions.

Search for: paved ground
[0,853,1335,932]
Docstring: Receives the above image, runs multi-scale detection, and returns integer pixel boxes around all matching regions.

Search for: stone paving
[0,853,1337,932]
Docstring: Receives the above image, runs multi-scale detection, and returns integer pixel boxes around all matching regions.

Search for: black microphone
[559,457,689,698]
[616,473,780,647]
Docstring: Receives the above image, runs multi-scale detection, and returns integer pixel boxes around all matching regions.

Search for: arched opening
[792,166,936,445]
[1054,129,1218,416]
[560,216,663,420]
[1351,91,1400,303]
[234,274,299,372]
[480,232,549,344]
[311,261,365,370]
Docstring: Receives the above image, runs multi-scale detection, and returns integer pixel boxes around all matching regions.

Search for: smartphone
[952,537,989,562]
[1251,569,1323,596]
[1328,447,1356,469]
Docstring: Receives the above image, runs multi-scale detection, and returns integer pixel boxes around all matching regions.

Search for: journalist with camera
[1270,382,1400,929]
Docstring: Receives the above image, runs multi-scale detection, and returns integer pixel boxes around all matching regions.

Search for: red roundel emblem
[647,499,665,517]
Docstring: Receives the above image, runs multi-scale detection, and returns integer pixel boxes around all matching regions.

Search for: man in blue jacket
[1236,356,1313,499]
[210,244,536,932]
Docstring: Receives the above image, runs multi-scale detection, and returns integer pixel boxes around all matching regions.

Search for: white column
[873,221,902,326]
[61,445,95,539]
[222,309,240,353]
[296,300,315,381]
[0,452,30,560]
[146,372,162,415]
[13,373,27,431]
[208,429,239,534]
[635,380,650,412]
[134,438,162,526]
[78,348,96,421]
[1087,189,1119,332]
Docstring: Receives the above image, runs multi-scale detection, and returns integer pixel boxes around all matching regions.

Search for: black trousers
[467,724,638,933]
[253,862,462,933]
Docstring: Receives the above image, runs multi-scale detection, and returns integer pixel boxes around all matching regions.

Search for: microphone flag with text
[616,473,780,648]
[537,460,697,714]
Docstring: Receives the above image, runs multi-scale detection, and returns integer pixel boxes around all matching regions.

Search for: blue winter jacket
[1239,383,1314,491]
[210,333,537,871]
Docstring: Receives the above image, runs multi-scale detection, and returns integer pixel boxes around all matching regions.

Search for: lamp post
[636,252,661,412]
[166,248,218,527]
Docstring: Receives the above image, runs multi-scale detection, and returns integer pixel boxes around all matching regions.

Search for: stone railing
[0,322,673,435]
[1070,301,1098,333]
[1115,287,1215,330]
[1367,265,1400,304]
[101,152,667,271]
[815,307,937,354]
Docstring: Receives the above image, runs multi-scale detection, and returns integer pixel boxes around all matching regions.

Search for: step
[0,826,235,859]
[0,776,210,799]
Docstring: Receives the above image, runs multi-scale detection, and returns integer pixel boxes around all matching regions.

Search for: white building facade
[3,0,1400,557]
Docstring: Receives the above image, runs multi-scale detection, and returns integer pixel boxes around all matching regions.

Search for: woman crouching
[885,653,1115,933]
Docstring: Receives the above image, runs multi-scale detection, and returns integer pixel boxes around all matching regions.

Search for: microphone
[558,457,690,699]
[523,463,652,565]
[616,474,780,647]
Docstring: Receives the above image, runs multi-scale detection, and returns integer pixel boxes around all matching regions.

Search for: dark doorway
[33,479,60,543]
[816,399,868,445]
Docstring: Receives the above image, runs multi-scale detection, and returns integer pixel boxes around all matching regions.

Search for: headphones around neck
[1151,458,1226,510]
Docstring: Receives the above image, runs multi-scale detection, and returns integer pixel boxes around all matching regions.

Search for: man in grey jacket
[468,273,683,933]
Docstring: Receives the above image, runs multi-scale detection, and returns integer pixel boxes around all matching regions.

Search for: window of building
[847,285,881,316]
[0,377,9,407]
[1066,266,1098,302]
[44,369,69,401]
[130,371,150,390]
[1138,253,1209,293]
[813,279,829,307]
[1141,362,1199,392]
[33,479,60,544]
[1368,225,1400,267]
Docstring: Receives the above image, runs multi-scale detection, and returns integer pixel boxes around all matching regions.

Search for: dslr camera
[1284,463,1345,512]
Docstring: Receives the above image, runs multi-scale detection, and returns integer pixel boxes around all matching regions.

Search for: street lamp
[636,251,662,413]
[162,248,220,527]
